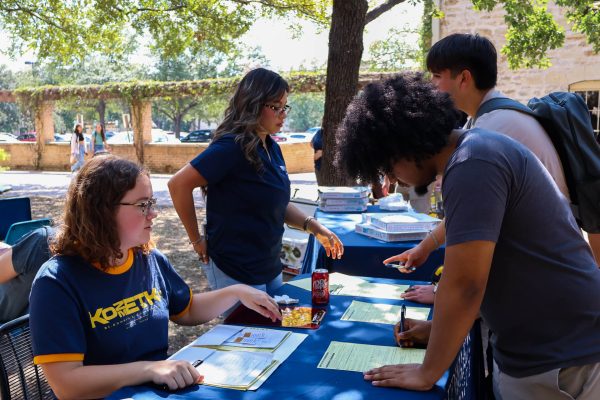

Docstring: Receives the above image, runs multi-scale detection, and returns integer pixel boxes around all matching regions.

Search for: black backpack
[474,92,600,233]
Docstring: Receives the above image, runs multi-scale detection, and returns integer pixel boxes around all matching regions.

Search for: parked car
[180,129,213,143]
[107,130,180,144]
[16,133,37,142]
[277,132,314,142]
[0,133,19,143]
[305,126,321,135]
[53,134,70,142]
[271,133,288,142]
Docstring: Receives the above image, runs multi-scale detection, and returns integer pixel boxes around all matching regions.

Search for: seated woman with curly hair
[29,155,281,399]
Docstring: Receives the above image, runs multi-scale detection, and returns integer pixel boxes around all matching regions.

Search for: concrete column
[33,101,55,169]
[130,100,152,164]
[34,101,55,143]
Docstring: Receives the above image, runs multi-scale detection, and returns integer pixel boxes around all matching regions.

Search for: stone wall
[437,0,600,102]
[0,141,315,174]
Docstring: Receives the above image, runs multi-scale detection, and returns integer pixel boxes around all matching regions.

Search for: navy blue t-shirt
[190,134,291,284]
[30,249,191,366]
[443,129,600,378]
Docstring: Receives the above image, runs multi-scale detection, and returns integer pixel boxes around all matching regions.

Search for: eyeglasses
[264,104,291,116]
[119,197,158,216]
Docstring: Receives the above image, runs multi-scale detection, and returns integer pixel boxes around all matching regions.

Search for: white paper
[169,344,215,362]
[197,351,274,388]
[191,324,242,346]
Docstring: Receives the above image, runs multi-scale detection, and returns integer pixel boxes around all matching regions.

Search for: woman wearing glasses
[169,68,343,298]
[29,155,281,398]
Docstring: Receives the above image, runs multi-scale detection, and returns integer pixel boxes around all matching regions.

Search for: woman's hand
[145,360,203,391]
[236,285,282,322]
[383,243,431,271]
[311,222,343,259]
[192,239,208,264]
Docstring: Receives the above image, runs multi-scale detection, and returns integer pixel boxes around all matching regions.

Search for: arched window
[570,81,600,138]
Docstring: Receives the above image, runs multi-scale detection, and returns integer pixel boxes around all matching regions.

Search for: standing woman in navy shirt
[169,68,343,294]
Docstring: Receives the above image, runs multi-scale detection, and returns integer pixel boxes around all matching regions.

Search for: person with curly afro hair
[338,72,600,398]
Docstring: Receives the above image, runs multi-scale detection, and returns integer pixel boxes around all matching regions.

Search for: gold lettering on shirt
[88,288,163,328]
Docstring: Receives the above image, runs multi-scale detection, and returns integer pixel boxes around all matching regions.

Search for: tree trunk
[97,99,106,128]
[319,0,368,186]
[173,114,182,138]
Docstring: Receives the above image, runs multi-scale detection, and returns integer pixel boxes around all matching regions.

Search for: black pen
[399,304,406,348]
[154,359,204,391]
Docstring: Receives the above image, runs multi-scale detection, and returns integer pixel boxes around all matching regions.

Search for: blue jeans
[203,258,283,295]
[70,145,85,172]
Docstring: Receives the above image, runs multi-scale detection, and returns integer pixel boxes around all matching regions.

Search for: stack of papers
[286,272,409,300]
[318,186,370,212]
[169,325,307,391]
[355,212,441,242]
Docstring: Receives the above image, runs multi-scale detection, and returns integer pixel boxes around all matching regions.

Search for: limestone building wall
[436,0,600,103]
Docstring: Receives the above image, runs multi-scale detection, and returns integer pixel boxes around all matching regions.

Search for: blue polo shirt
[190,134,290,284]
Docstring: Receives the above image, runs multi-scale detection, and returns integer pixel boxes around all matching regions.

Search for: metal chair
[0,315,54,400]
[0,197,31,241]
[4,219,53,246]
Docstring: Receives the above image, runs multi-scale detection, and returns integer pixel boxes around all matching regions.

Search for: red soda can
[312,269,329,305]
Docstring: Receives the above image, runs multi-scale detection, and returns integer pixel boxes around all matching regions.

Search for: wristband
[303,216,315,232]
[429,230,440,248]
[189,236,204,245]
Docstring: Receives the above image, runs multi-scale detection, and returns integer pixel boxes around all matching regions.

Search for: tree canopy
[0,0,329,64]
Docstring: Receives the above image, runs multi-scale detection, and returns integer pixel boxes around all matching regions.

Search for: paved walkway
[0,170,319,207]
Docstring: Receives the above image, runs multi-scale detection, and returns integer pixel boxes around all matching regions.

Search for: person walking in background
[310,127,323,173]
[91,123,110,155]
[168,68,343,298]
[29,155,281,398]
[70,124,87,173]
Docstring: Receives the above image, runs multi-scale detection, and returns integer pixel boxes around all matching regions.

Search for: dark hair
[426,33,497,90]
[95,123,106,141]
[51,155,153,269]
[73,124,84,142]
[213,68,289,171]
[335,72,459,184]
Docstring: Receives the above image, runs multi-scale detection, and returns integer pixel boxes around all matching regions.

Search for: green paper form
[318,341,426,372]
[340,300,430,325]
[286,273,409,300]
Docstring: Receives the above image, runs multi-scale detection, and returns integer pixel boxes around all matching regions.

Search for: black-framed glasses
[119,197,158,216]
[264,104,291,116]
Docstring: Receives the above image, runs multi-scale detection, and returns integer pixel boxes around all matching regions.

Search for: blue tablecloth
[301,206,445,281]
[109,275,483,400]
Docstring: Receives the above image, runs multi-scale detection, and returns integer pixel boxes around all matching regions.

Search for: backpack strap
[473,97,536,124]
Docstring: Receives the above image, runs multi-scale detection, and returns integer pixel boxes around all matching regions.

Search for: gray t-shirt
[0,226,53,323]
[443,130,600,378]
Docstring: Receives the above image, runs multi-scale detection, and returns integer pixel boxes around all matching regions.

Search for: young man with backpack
[336,72,600,399]
[386,34,600,283]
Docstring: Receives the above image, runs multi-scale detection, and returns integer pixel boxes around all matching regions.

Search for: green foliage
[363,25,421,71]
[556,0,600,53]
[287,92,324,131]
[0,0,329,64]
[0,148,8,172]
[472,0,565,69]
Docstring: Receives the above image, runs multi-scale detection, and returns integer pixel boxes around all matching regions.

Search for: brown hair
[213,68,289,172]
[51,154,153,269]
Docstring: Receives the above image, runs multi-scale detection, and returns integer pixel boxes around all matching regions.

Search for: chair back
[4,219,53,246]
[0,315,54,400]
[0,198,32,241]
